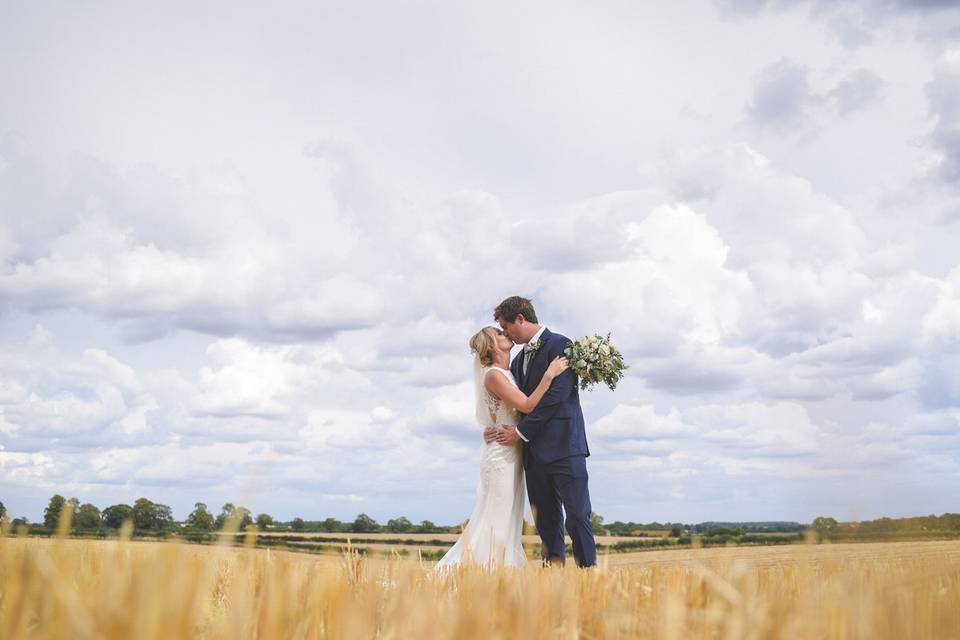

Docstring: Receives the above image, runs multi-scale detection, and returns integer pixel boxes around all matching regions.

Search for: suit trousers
[525,454,597,567]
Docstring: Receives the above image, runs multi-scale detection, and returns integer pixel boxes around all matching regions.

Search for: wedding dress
[435,365,527,569]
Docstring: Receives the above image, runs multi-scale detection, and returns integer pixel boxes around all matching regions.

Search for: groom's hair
[494,296,538,324]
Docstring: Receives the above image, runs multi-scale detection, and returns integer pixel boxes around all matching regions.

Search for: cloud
[923,264,960,345]
[714,0,803,17]
[927,49,960,184]
[717,0,960,49]
[0,342,159,451]
[2,2,960,524]
[746,59,822,132]
[746,60,886,133]
[827,69,885,115]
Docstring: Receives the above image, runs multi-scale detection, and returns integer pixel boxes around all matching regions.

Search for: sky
[1,0,959,526]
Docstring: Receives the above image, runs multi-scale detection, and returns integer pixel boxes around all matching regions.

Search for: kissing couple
[436,296,597,570]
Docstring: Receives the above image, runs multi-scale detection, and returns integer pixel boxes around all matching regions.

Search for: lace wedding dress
[435,365,527,569]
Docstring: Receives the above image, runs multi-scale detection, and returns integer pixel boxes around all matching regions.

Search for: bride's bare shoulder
[484,367,514,388]
[484,367,507,380]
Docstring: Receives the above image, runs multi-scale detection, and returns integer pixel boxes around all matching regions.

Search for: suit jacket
[512,328,590,466]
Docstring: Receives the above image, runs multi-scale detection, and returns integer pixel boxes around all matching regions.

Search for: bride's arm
[484,357,569,414]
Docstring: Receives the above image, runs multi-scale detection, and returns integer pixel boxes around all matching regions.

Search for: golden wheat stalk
[2,513,959,639]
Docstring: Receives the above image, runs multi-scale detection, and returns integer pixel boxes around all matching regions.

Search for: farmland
[2,531,958,638]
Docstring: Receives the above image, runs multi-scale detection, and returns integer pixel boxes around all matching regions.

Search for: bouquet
[564,334,628,391]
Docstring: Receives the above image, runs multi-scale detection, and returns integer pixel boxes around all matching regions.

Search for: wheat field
[2,529,959,639]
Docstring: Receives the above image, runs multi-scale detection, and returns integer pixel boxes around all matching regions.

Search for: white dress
[436,366,527,569]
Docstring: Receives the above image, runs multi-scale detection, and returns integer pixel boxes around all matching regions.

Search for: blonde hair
[469,327,498,366]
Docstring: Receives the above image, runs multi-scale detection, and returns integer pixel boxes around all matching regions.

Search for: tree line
[3,497,608,535]
[1,495,461,534]
[4,497,956,539]
[811,513,960,539]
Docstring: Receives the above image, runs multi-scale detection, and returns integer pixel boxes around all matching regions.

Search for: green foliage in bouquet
[563,334,627,391]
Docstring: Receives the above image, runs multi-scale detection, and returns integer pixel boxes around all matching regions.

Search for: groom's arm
[515,340,574,443]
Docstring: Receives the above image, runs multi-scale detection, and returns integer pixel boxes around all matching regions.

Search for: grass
[3,520,960,639]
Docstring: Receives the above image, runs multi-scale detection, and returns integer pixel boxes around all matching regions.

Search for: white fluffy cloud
[1,1,958,524]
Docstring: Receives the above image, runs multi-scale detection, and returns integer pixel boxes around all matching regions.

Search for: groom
[485,296,597,568]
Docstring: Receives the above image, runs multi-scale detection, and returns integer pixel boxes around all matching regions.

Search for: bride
[436,326,568,569]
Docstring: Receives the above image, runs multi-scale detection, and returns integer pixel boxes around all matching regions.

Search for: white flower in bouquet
[563,334,627,391]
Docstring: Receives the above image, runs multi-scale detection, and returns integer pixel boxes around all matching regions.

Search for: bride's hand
[545,356,569,380]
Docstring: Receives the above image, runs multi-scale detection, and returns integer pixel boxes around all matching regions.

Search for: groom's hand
[496,426,520,446]
[483,426,499,444]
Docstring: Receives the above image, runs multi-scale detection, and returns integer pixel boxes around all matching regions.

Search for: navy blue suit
[513,328,596,567]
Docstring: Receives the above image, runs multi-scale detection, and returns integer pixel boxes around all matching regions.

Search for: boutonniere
[525,339,542,355]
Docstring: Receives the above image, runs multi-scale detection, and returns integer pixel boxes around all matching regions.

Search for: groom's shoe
[542,555,565,568]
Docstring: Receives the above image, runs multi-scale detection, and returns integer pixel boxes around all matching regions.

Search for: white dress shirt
[516,325,547,443]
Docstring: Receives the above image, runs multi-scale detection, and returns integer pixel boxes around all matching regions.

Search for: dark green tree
[153,503,174,530]
[102,504,133,528]
[75,503,102,529]
[387,517,412,533]
[132,498,174,531]
[811,516,839,538]
[236,507,253,529]
[946,514,960,531]
[351,513,379,533]
[0,500,6,522]
[255,513,274,529]
[186,502,215,531]
[43,494,67,528]
[215,503,253,530]
[215,503,235,530]
[417,520,439,533]
[291,517,305,531]
[320,517,344,532]
[132,498,156,530]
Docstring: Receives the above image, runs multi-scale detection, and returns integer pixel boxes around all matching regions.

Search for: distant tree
[132,498,174,531]
[605,521,634,536]
[43,495,67,528]
[67,497,80,512]
[154,503,174,530]
[811,516,839,538]
[102,504,133,528]
[255,513,274,529]
[133,498,156,530]
[215,503,235,530]
[12,516,29,528]
[872,517,894,533]
[215,503,253,530]
[291,517,305,531]
[670,526,683,538]
[75,503,102,529]
[590,512,608,535]
[235,507,253,529]
[0,500,6,522]
[946,514,960,532]
[417,520,440,534]
[320,517,344,532]
[387,517,413,533]
[352,513,379,533]
[186,503,215,531]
